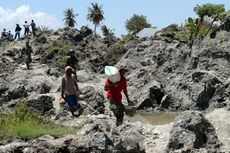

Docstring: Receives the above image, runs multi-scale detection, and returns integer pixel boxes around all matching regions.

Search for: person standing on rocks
[23,21,30,36]
[21,40,33,70]
[66,49,79,78]
[30,20,36,36]
[61,66,81,116]
[14,24,22,40]
[104,65,131,126]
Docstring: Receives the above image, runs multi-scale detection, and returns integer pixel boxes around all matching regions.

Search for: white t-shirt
[24,24,30,29]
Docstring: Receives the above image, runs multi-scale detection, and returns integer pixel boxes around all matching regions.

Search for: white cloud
[0,5,61,35]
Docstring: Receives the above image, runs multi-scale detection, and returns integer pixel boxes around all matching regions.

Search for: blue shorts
[65,95,78,107]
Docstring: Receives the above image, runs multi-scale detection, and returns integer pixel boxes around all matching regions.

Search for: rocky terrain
[0,19,230,152]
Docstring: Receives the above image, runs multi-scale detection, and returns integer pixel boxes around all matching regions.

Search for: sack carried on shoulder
[104,66,120,83]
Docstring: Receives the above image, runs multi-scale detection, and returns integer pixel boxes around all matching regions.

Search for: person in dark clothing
[7,31,13,40]
[1,29,7,38]
[15,24,22,40]
[104,65,131,126]
[23,21,30,35]
[66,49,79,77]
[30,20,36,36]
[21,40,33,70]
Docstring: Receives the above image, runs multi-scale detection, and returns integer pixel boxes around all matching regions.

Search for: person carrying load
[104,65,131,126]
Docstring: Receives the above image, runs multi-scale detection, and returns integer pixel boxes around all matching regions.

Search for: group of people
[19,44,130,126]
[61,49,131,126]
[1,29,13,40]
[1,20,36,40]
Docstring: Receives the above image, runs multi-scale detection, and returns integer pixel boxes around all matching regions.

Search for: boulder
[38,83,51,94]
[160,93,180,110]
[81,86,105,114]
[7,86,28,101]
[0,141,29,153]
[167,111,221,153]
[46,67,61,77]
[69,115,145,153]
[136,81,165,110]
[27,95,54,114]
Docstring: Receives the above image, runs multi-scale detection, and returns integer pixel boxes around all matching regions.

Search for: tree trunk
[204,15,218,37]
[94,24,97,36]
[194,17,204,37]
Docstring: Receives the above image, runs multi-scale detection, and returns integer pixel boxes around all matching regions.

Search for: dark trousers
[24,28,29,35]
[32,28,36,36]
[109,99,124,126]
[14,32,20,39]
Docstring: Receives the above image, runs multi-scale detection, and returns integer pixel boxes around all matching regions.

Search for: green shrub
[121,33,136,42]
[108,43,125,54]
[41,40,73,69]
[37,26,54,36]
[0,102,76,142]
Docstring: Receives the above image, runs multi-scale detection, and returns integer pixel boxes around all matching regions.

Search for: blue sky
[0,0,229,37]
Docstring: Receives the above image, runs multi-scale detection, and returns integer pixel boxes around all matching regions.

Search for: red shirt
[104,76,127,104]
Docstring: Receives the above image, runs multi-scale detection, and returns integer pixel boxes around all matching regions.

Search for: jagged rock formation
[0,25,230,152]
[117,31,230,111]
[167,111,220,153]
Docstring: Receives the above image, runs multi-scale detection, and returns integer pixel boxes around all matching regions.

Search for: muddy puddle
[128,112,180,125]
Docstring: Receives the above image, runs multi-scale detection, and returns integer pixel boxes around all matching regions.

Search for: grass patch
[0,102,76,142]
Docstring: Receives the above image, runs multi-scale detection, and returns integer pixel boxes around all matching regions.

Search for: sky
[0,0,229,37]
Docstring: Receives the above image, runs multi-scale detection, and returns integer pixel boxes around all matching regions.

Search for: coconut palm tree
[63,8,78,27]
[87,3,104,35]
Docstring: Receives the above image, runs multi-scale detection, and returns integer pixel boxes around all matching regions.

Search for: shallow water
[128,112,179,125]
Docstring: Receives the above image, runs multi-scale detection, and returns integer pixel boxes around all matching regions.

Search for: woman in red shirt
[104,66,131,126]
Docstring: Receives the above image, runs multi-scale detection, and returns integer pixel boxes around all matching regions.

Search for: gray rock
[27,95,54,114]
[160,93,180,110]
[69,117,145,153]
[38,83,51,94]
[46,67,61,77]
[135,80,165,110]
[82,86,105,114]
[0,142,29,153]
[7,86,28,101]
[167,111,221,153]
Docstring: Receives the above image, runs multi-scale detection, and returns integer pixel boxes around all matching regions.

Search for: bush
[121,33,136,42]
[125,14,152,34]
[0,102,76,142]
[41,40,73,69]
[108,43,125,54]
[37,26,54,36]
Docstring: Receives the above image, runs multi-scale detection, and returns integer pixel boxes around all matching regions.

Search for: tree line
[63,2,230,43]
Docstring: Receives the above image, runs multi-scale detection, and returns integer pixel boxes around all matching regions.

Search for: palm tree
[87,3,104,35]
[63,8,78,27]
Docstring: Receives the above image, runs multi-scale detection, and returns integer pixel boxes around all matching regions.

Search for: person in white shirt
[23,21,30,35]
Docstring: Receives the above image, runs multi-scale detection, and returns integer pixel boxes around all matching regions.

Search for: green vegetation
[194,3,225,37]
[87,3,104,35]
[108,42,125,54]
[175,18,209,42]
[162,24,179,38]
[125,14,152,34]
[0,102,76,142]
[63,8,78,27]
[37,26,54,36]
[101,25,114,37]
[41,40,72,69]
[219,10,230,22]
[121,33,137,42]
[175,18,196,42]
